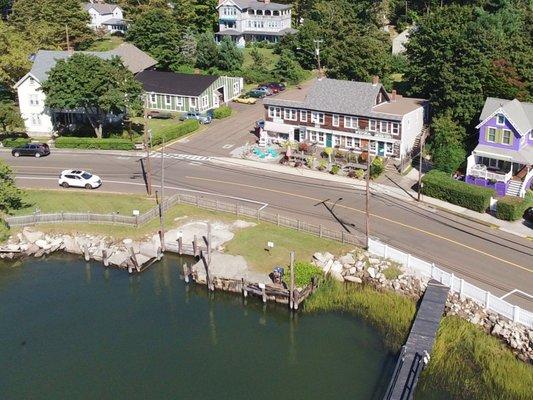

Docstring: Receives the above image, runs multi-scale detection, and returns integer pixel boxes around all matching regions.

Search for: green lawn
[87,36,124,51]
[129,116,187,138]
[243,47,279,69]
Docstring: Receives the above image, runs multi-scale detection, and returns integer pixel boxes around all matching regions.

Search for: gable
[14,73,40,89]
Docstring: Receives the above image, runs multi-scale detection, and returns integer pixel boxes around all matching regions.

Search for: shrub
[299,142,310,153]
[330,164,341,175]
[54,137,134,150]
[355,169,365,179]
[421,170,494,212]
[496,193,533,221]
[283,261,323,288]
[0,218,9,242]
[317,159,328,171]
[370,157,384,178]
[151,119,199,146]
[305,156,315,168]
[2,137,30,148]
[213,105,232,119]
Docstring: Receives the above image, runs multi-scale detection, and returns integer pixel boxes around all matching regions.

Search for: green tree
[171,0,196,31]
[273,49,306,84]
[41,54,142,138]
[249,47,268,73]
[192,0,218,33]
[430,115,467,173]
[179,28,197,68]
[195,32,219,69]
[0,101,23,132]
[0,20,34,86]
[126,8,183,70]
[217,37,243,72]
[0,160,25,214]
[9,0,94,49]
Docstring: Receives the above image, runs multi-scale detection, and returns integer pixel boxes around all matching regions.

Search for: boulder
[368,258,380,265]
[331,270,344,282]
[35,239,52,250]
[344,276,362,284]
[322,259,334,274]
[338,253,355,266]
[22,228,44,243]
[139,241,160,259]
[348,267,357,275]
[330,261,343,274]
[6,244,20,252]
[313,252,326,264]
[367,267,377,279]
[63,236,81,254]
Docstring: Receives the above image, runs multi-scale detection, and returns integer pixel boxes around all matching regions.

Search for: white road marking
[151,152,211,161]
[222,144,234,149]
[258,203,269,211]
[500,288,533,300]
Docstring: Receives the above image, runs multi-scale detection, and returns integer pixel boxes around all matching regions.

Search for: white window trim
[165,95,172,107]
[332,114,340,127]
[369,119,377,132]
[502,129,512,145]
[487,127,496,143]
[284,108,297,121]
[300,110,307,122]
[311,112,324,125]
[176,97,183,107]
[496,114,505,126]
[392,122,400,135]
[380,121,388,133]
[190,97,197,109]
[150,93,157,106]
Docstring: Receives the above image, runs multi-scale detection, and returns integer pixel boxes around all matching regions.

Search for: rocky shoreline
[312,250,533,364]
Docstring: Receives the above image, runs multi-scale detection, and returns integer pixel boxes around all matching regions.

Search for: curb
[0,147,145,157]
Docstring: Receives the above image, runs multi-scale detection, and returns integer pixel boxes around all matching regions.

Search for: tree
[273,50,306,84]
[0,160,25,214]
[126,9,183,70]
[217,37,243,72]
[195,32,219,69]
[41,54,142,138]
[179,28,197,68]
[250,47,268,73]
[191,0,218,33]
[0,20,34,86]
[0,101,23,132]
[430,115,467,173]
[9,0,94,49]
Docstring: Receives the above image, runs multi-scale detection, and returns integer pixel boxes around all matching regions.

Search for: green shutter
[485,128,490,142]
[508,131,513,145]
[496,129,502,143]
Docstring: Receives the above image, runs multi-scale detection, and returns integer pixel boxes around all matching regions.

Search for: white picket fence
[368,238,533,329]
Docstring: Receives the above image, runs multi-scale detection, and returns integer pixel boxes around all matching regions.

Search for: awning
[264,121,294,135]
[473,144,532,164]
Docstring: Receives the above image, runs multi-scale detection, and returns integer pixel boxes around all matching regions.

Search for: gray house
[135,70,243,113]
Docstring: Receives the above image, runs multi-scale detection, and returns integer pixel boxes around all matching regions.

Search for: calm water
[0,254,394,400]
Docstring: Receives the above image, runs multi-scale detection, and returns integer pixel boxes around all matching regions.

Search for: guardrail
[368,238,533,329]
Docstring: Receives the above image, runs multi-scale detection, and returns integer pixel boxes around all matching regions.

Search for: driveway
[165,80,314,157]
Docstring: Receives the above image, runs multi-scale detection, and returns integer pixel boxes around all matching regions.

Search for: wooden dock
[383,279,449,400]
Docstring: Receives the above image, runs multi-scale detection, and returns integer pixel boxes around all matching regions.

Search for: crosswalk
[150,152,211,162]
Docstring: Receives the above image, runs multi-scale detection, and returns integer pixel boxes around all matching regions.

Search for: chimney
[391,90,397,102]
[372,75,379,86]
[194,68,201,75]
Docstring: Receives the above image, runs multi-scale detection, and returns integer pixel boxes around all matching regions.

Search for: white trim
[332,114,339,127]
[496,114,505,126]
[300,110,307,122]
[487,127,496,143]
[472,149,513,161]
[14,72,40,89]
[475,107,525,136]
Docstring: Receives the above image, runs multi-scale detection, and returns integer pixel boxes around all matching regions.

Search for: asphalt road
[2,150,532,311]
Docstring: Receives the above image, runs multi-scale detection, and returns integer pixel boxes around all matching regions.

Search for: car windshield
[81,172,92,180]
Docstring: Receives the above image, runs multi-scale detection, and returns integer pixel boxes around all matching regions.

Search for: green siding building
[136,71,243,113]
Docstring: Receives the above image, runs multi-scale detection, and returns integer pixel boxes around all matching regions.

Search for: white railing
[368,238,533,329]
[467,164,512,182]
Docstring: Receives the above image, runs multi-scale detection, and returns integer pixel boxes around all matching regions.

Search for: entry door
[326,133,332,147]
[213,93,219,108]
[377,141,385,156]
[294,129,300,142]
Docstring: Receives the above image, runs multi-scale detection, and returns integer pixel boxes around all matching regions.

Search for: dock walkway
[384,279,449,400]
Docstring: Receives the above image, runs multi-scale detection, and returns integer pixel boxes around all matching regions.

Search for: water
[0,254,394,400]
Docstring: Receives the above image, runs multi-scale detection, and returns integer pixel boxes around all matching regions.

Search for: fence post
[236,204,239,216]
[135,214,139,227]
[431,263,436,278]
[87,212,90,223]
[513,305,520,323]
[406,253,411,269]
[484,291,490,309]
[257,208,260,222]
[177,194,181,204]
[459,278,464,296]
[112,213,116,225]
[383,244,388,258]
[196,195,199,207]
[450,273,455,289]
[298,220,301,232]
[319,225,323,238]
[216,200,219,211]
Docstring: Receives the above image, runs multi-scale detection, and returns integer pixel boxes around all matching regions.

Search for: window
[345,137,354,148]
[369,141,376,152]
[29,77,35,86]
[269,106,281,118]
[284,108,297,121]
[300,110,308,122]
[30,114,41,126]
[489,158,499,168]
[150,93,157,106]
[344,116,358,129]
[318,132,324,143]
[29,94,39,106]
[502,129,512,145]
[202,95,209,109]
[309,130,318,142]
[165,95,172,108]
[332,114,340,127]
[333,135,341,146]
[176,97,183,107]
[190,97,197,109]
[369,119,377,132]
[311,112,324,124]
[386,143,393,154]
[487,127,496,142]
[496,114,505,125]
[233,81,240,94]
[380,121,388,133]
[392,123,400,135]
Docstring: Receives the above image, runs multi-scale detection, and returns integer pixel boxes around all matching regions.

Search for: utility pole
[159,134,165,251]
[417,129,427,202]
[313,39,323,79]
[143,94,152,196]
[365,144,372,249]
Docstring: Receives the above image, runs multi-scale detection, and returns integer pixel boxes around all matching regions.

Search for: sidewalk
[0,147,145,158]
[213,157,533,239]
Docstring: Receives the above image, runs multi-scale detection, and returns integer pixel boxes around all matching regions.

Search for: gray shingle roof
[108,43,157,74]
[220,0,291,11]
[479,97,533,136]
[136,70,219,96]
[101,18,126,26]
[83,2,120,14]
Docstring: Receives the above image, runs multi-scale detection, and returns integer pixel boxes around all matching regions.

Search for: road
[2,150,532,311]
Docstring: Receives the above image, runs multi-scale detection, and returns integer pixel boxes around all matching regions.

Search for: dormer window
[376,92,384,105]
[29,77,35,86]
[496,114,505,125]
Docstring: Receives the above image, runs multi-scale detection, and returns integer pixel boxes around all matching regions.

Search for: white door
[213,92,219,108]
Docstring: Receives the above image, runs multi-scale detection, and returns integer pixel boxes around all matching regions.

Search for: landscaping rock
[338,253,355,265]
[344,276,362,284]
[22,229,44,243]
[367,267,377,279]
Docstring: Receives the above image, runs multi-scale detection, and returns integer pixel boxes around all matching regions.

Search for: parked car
[260,82,285,94]
[256,86,273,96]
[147,110,173,119]
[180,111,212,124]
[246,90,266,99]
[524,207,533,224]
[58,170,102,189]
[234,95,257,105]
[12,143,50,158]
[255,119,265,129]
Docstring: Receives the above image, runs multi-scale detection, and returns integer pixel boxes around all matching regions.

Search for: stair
[506,180,522,197]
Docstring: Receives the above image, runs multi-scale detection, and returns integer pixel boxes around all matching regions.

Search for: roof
[477,97,533,136]
[264,78,426,121]
[135,70,219,96]
[242,27,297,36]
[83,2,120,14]
[218,0,291,11]
[17,44,156,85]
[101,18,126,26]
[473,144,533,165]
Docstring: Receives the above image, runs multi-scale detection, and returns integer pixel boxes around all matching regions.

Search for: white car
[58,170,102,189]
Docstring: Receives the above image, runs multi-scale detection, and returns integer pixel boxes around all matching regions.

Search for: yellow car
[234,96,257,105]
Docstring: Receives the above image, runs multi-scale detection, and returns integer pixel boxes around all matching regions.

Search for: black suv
[12,143,50,158]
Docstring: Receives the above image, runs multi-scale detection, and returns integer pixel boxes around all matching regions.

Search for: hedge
[421,170,494,213]
[2,138,30,148]
[496,193,533,221]
[213,105,232,119]
[151,119,199,147]
[54,137,134,150]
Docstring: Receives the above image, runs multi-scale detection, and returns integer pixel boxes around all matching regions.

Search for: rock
[313,252,326,264]
[22,228,44,243]
[232,220,256,229]
[107,250,131,267]
[25,243,40,255]
[331,270,344,282]
[34,249,45,257]
[348,267,357,275]
[139,241,159,259]
[322,259,334,274]
[330,261,343,274]
[35,239,52,250]
[355,261,365,271]
[338,253,355,266]
[368,258,380,265]
[6,244,20,252]
[63,236,81,254]
[367,267,377,279]
[344,276,362,284]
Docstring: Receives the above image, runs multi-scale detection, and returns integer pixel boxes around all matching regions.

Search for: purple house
[466,98,533,197]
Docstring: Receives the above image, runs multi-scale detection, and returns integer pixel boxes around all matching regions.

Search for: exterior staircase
[506,180,522,197]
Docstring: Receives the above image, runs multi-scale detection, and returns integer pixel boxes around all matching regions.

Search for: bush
[54,137,134,150]
[0,218,9,242]
[496,193,533,221]
[283,261,323,288]
[421,170,494,212]
[2,137,30,148]
[330,164,341,175]
[150,119,199,147]
[213,105,232,119]
[370,157,384,178]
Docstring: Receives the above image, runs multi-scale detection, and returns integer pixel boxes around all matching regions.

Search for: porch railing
[467,164,512,182]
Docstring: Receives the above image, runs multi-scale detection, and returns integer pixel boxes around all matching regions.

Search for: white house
[14,44,156,136]
[216,0,297,47]
[83,1,126,34]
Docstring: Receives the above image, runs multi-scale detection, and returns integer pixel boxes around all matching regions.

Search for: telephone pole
[313,39,323,79]
[417,128,428,202]
[159,135,165,251]
[143,94,153,196]
[365,145,372,249]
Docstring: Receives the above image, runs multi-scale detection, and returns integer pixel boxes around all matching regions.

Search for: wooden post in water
[183,263,190,283]
[193,235,198,257]
[207,223,214,291]
[129,247,140,272]
[102,249,109,267]
[178,236,183,254]
[260,283,267,303]
[242,278,248,298]
[289,251,295,310]
[293,290,300,310]
[83,245,90,262]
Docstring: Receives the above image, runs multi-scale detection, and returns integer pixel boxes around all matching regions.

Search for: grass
[225,223,354,274]
[243,47,279,69]
[129,116,197,144]
[382,265,402,280]
[14,189,155,216]
[416,316,533,400]
[87,35,124,51]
